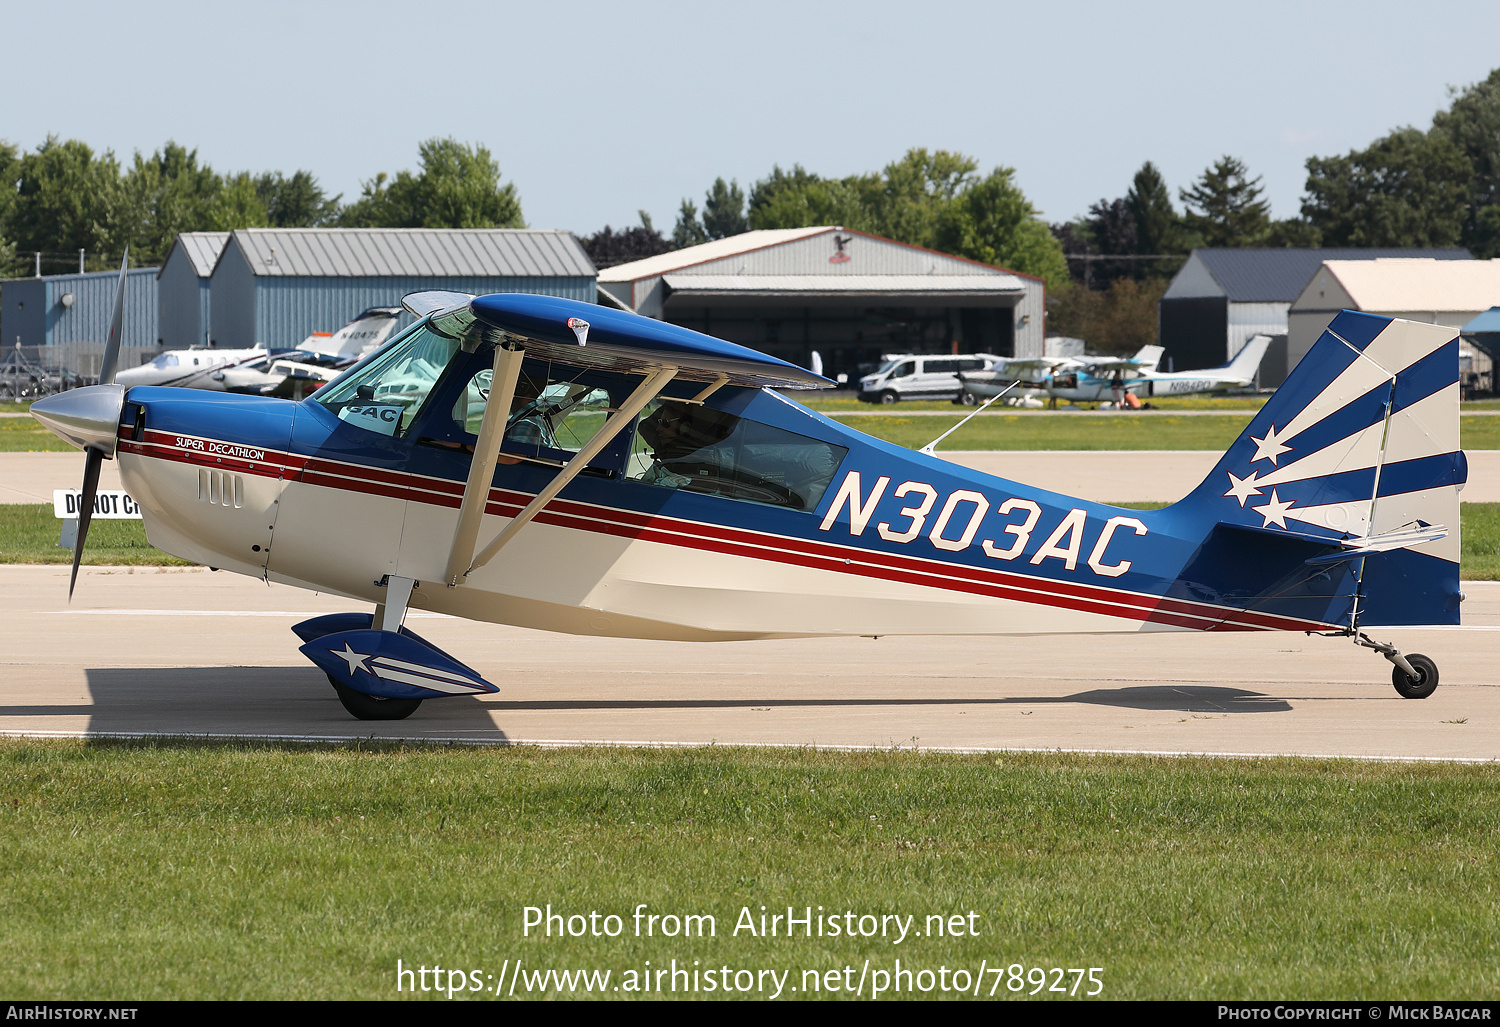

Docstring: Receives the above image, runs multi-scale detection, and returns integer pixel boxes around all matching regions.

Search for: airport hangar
[1,228,597,373]
[596,227,1046,383]
[203,228,596,349]
[1289,256,1500,389]
[0,266,161,377]
[1158,247,1471,385]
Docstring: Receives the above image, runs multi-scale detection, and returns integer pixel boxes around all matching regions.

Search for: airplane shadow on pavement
[41,667,514,740]
[481,685,1294,715]
[0,677,1293,743]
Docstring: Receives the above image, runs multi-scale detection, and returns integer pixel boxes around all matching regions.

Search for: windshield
[315,321,461,437]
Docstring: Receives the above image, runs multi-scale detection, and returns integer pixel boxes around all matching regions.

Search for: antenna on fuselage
[918,379,1019,457]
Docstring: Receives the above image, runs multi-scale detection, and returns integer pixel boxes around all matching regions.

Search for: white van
[857,353,1003,404]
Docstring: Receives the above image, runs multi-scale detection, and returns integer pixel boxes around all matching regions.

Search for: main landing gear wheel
[1391,653,1439,700]
[327,674,423,720]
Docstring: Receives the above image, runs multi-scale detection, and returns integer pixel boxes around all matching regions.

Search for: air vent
[198,469,243,508]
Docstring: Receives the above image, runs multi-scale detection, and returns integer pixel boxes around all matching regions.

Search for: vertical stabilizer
[1224,334,1272,381]
[1178,311,1464,626]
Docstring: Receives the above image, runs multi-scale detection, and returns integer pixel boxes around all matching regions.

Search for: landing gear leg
[1351,631,1439,699]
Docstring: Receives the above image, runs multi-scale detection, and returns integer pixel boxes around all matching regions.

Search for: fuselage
[111,361,1339,644]
[114,347,268,388]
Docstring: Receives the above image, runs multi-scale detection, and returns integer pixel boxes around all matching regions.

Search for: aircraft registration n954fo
[31,281,1466,720]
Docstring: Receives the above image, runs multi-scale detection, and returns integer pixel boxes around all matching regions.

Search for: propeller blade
[69,449,103,601]
[98,249,128,386]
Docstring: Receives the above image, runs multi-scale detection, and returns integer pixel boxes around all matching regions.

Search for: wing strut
[443,343,528,587]
[460,364,678,582]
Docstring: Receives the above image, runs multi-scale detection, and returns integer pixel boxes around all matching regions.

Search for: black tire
[1391,653,1439,699]
[328,674,423,720]
[879,389,899,405]
[957,391,978,406]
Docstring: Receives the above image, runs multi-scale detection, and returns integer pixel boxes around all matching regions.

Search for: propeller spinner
[28,251,130,599]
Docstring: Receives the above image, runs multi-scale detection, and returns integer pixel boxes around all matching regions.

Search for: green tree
[748,167,869,231]
[582,211,673,268]
[671,198,708,248]
[866,148,978,248]
[340,139,523,229]
[0,141,21,275]
[255,170,341,228]
[1302,128,1471,247]
[1180,156,1271,247]
[1432,67,1500,257]
[936,167,1068,289]
[1265,218,1322,247]
[115,142,256,264]
[701,177,748,240]
[8,137,122,264]
[202,173,270,232]
[1125,161,1191,258]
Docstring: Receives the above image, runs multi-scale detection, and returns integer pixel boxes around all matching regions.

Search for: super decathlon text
[173,436,266,462]
[817,471,1148,577]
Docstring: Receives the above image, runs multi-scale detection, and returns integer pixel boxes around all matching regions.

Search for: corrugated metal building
[157,232,229,349]
[598,227,1045,380]
[1,268,160,374]
[1160,248,1471,383]
[1289,258,1500,371]
[1463,306,1500,394]
[208,228,597,348]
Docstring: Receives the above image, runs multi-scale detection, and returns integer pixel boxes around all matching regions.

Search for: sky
[6,0,1500,237]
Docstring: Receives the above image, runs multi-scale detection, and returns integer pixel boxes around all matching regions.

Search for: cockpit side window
[627,400,847,511]
[449,361,616,463]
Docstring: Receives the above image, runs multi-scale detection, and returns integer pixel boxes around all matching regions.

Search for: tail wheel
[327,674,423,720]
[1391,654,1439,699]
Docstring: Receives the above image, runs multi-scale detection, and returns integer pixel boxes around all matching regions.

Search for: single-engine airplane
[961,335,1272,406]
[32,262,1464,720]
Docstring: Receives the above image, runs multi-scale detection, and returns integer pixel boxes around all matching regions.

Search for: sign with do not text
[53,490,143,519]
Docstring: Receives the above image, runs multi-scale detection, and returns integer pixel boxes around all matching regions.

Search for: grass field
[832,413,1500,452]
[0,739,1495,1000]
[0,505,191,566]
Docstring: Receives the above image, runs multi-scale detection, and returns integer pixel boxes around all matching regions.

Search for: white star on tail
[1249,424,1293,465]
[1253,488,1296,529]
[330,642,374,678]
[1224,470,1264,507]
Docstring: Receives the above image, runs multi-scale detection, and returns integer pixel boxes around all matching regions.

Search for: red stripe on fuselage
[119,428,1336,633]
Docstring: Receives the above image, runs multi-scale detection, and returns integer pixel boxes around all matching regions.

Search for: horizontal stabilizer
[1304,521,1449,565]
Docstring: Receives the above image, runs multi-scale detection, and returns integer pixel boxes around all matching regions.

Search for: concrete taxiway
[2,564,1496,760]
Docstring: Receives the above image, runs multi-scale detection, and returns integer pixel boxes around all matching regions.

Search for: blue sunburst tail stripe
[1177,311,1464,628]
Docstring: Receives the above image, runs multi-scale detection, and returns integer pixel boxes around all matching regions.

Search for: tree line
[0,137,524,276]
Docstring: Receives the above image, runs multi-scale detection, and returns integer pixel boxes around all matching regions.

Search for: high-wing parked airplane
[33,268,1463,720]
[962,336,1271,405]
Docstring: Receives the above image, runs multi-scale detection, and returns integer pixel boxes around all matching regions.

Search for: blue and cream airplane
[32,261,1465,719]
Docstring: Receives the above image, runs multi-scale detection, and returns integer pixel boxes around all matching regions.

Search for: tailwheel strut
[1352,631,1439,700]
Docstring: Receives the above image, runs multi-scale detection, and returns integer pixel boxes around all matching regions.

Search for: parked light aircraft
[182,307,404,397]
[961,336,1272,405]
[113,344,269,388]
[33,265,1463,720]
